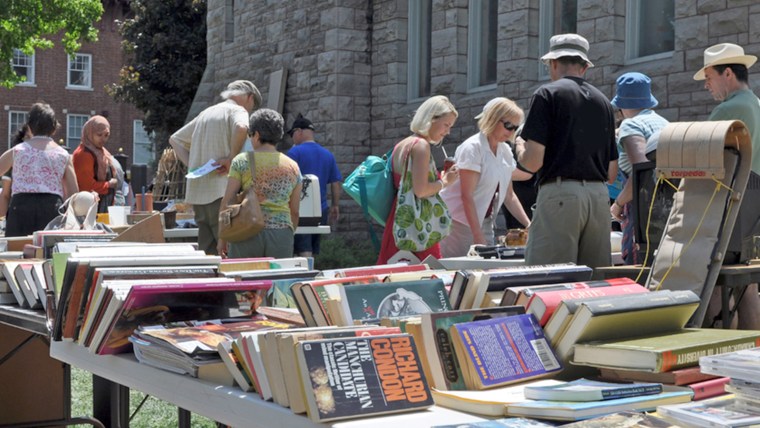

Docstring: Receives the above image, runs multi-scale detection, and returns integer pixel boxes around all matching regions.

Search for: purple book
[96,280,272,355]
[450,313,562,389]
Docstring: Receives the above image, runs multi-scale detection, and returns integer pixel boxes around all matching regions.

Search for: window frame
[466,0,498,92]
[67,53,93,90]
[67,114,90,149]
[12,49,35,86]
[625,0,675,63]
[407,0,432,101]
[538,0,578,80]
[132,120,153,165]
[8,111,29,149]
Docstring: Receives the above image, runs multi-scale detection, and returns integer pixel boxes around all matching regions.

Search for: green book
[337,279,450,325]
[572,328,760,372]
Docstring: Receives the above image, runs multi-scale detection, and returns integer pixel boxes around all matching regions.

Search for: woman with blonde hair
[440,97,531,257]
[377,95,460,264]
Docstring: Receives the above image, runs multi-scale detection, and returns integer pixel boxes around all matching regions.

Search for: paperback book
[522,378,662,402]
[338,278,451,325]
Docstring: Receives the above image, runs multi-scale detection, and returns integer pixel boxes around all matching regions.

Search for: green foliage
[0,0,103,87]
[314,235,378,270]
[107,0,207,150]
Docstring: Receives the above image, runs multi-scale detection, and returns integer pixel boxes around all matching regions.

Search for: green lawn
[70,367,219,428]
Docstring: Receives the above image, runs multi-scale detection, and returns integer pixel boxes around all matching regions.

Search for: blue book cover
[450,314,562,389]
[523,378,662,402]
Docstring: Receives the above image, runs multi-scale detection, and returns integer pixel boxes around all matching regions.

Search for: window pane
[635,0,674,57]
[68,54,91,87]
[540,0,577,79]
[408,0,432,99]
[8,111,29,149]
[133,120,153,165]
[67,115,90,149]
[557,0,577,34]
[12,49,34,84]
[478,0,497,86]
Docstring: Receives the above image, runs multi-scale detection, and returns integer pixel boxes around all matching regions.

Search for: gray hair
[221,80,262,109]
[249,108,284,145]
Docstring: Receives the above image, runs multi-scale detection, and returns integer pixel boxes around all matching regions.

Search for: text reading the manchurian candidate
[319,336,429,409]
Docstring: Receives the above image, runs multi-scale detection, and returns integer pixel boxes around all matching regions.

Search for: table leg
[721,284,733,329]
[178,408,191,428]
[93,375,130,427]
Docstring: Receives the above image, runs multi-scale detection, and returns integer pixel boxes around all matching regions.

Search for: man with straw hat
[609,72,669,265]
[515,33,618,268]
[695,43,760,329]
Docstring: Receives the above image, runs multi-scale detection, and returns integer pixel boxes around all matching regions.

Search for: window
[67,54,92,89]
[8,111,29,149]
[12,49,35,85]
[626,0,674,60]
[133,120,153,165]
[225,0,235,43]
[408,0,432,100]
[467,0,497,90]
[67,114,90,149]
[539,0,578,78]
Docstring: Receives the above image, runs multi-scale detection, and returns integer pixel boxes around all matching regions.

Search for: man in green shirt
[695,42,760,329]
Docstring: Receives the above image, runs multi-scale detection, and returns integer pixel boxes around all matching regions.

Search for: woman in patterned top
[0,102,79,236]
[217,109,302,258]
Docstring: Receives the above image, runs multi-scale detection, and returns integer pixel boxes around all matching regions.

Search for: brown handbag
[218,151,266,242]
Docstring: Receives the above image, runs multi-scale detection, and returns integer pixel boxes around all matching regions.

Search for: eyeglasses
[501,121,519,132]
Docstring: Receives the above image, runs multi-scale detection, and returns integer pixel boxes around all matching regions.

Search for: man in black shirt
[515,34,618,268]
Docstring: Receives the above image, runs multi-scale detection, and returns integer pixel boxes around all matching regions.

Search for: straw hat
[540,33,594,67]
[693,43,757,80]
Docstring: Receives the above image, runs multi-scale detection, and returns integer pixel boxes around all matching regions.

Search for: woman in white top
[440,97,531,257]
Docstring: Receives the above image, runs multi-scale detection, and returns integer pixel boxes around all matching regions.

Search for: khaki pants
[229,228,295,259]
[525,179,610,268]
[194,198,222,255]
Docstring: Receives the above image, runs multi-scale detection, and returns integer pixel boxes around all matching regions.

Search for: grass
[70,367,219,428]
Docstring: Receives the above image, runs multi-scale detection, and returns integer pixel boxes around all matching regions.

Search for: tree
[107,0,207,151]
[0,0,104,87]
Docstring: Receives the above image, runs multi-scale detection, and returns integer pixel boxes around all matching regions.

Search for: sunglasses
[501,121,519,132]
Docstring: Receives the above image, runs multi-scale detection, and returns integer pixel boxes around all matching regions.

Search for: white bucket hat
[693,43,757,81]
[540,33,594,67]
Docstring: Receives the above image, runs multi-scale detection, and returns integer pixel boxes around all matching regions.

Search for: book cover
[450,314,562,390]
[561,411,680,427]
[420,306,526,390]
[481,264,594,292]
[14,262,43,310]
[430,379,563,417]
[217,340,254,392]
[276,325,401,414]
[338,279,451,325]
[296,275,382,326]
[506,390,693,421]
[657,395,760,428]
[599,366,718,386]
[431,419,556,428]
[525,279,645,326]
[699,346,760,382]
[523,378,662,402]
[501,282,584,307]
[29,262,50,312]
[572,328,760,372]
[1,260,29,308]
[554,290,701,369]
[96,280,272,355]
[296,334,434,422]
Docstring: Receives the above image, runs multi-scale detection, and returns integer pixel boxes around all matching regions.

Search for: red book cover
[688,377,730,401]
[526,278,645,326]
[96,280,272,355]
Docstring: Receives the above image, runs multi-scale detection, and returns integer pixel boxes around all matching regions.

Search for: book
[420,306,526,390]
[238,331,277,400]
[94,279,271,355]
[430,379,563,416]
[219,257,274,273]
[449,314,562,390]
[318,262,419,279]
[275,325,401,413]
[561,411,679,427]
[295,334,434,422]
[1,260,30,307]
[13,260,45,310]
[431,419,556,428]
[292,275,382,327]
[338,279,451,325]
[254,306,305,327]
[599,366,718,386]
[525,279,644,326]
[657,395,760,428]
[553,290,701,371]
[217,340,254,392]
[572,328,760,372]
[523,378,662,402]
[686,376,730,400]
[505,390,693,421]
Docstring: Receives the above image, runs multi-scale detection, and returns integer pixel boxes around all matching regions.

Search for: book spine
[600,384,663,400]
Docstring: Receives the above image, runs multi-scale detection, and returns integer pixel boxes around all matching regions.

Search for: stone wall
[193,0,757,242]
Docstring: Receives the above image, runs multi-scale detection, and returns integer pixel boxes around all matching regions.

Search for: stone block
[324,28,368,51]
[595,16,617,41]
[750,13,760,42]
[668,92,693,107]
[432,27,458,56]
[668,71,702,94]
[502,10,529,39]
[677,15,709,50]
[708,8,749,37]
[697,0,727,14]
[387,62,407,84]
[578,0,614,19]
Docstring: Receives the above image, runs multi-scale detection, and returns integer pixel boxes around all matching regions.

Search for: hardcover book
[686,376,730,401]
[572,328,760,372]
[430,379,563,417]
[598,366,718,386]
[296,334,434,422]
[449,314,562,390]
[420,306,526,390]
[525,279,645,326]
[337,279,451,325]
[522,378,662,402]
